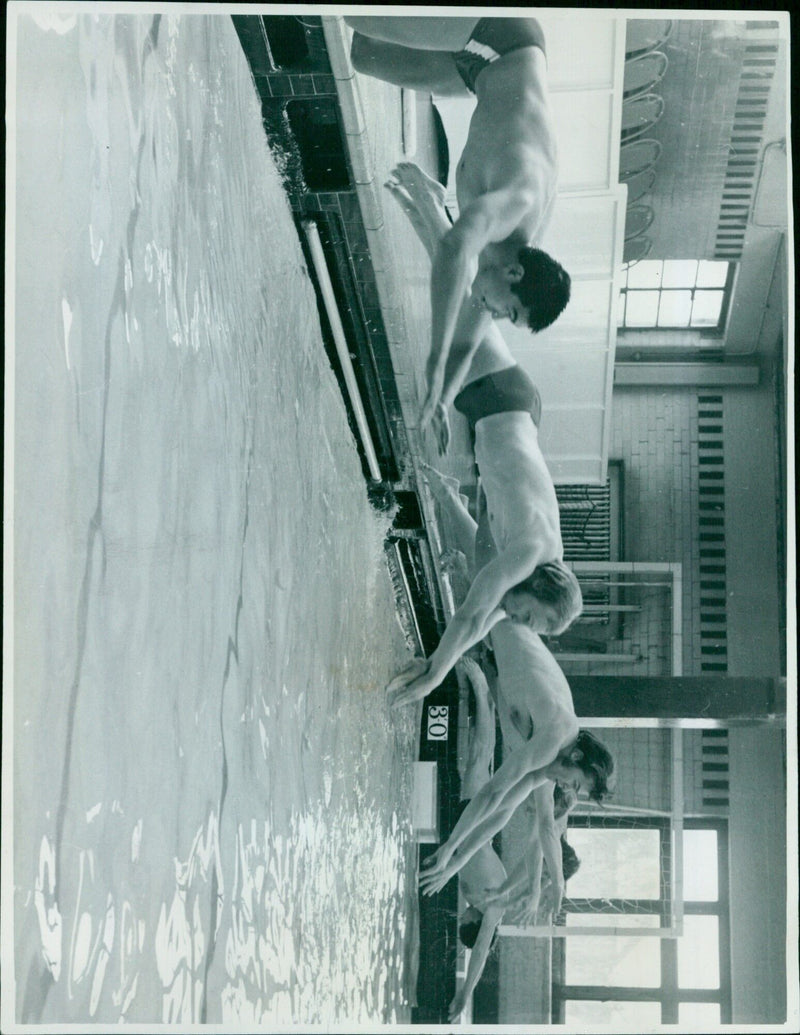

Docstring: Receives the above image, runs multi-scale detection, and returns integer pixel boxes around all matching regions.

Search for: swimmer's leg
[459,658,496,799]
[346,16,478,51]
[385,180,440,259]
[350,32,471,97]
[419,461,477,571]
[474,487,497,569]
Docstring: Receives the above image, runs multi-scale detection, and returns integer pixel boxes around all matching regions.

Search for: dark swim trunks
[453,17,547,94]
[454,364,542,434]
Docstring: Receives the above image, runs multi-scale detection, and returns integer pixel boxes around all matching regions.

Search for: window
[565,913,662,988]
[552,817,732,1025]
[617,261,733,331]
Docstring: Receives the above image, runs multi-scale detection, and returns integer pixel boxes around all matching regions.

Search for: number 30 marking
[427,705,449,741]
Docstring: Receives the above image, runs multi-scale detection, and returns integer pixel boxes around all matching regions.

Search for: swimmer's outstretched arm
[386,169,495,453]
[419,723,569,894]
[487,784,563,918]
[511,854,545,924]
[419,461,479,576]
[488,801,545,909]
[448,902,504,1023]
[529,782,566,916]
[388,536,544,707]
[424,188,532,428]
[420,765,544,896]
[422,793,524,895]
[489,842,544,925]
[385,169,451,259]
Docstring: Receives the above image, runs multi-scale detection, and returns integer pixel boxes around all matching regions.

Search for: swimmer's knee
[350,32,372,74]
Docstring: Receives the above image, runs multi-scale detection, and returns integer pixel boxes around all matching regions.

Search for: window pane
[657,290,692,327]
[566,829,661,899]
[696,260,730,288]
[626,260,663,289]
[617,291,626,327]
[679,1002,722,1024]
[690,290,724,327]
[662,260,698,288]
[565,918,662,987]
[626,290,660,326]
[565,1000,662,1025]
[682,829,718,901]
[678,915,720,989]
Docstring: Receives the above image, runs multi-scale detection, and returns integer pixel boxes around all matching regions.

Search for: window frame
[551,816,732,1025]
[617,261,735,336]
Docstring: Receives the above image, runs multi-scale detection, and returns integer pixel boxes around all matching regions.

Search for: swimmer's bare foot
[457,656,490,703]
[391,163,451,245]
[384,179,438,257]
[392,161,448,208]
[418,459,461,498]
[440,548,469,581]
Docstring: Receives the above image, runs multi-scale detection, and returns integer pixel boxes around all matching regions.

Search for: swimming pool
[8,11,418,1025]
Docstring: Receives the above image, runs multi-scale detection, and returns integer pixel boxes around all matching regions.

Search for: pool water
[9,11,418,1025]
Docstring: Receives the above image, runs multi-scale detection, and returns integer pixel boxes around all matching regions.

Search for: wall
[558,386,702,676]
[719,384,783,674]
[717,35,788,351]
[496,366,787,1021]
[638,19,747,258]
[727,727,788,1022]
[718,380,786,1022]
[477,14,786,1021]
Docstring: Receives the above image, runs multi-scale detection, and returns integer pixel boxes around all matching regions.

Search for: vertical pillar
[569,676,786,723]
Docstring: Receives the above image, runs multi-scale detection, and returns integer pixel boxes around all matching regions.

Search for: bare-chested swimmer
[383,163,582,707]
[345,15,570,431]
[448,656,580,1022]
[381,168,614,898]
[418,463,612,903]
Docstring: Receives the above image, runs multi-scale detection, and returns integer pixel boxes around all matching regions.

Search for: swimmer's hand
[541,877,565,919]
[448,990,467,1023]
[456,656,485,684]
[512,891,542,928]
[421,843,450,872]
[386,658,439,708]
[420,378,445,435]
[419,851,458,896]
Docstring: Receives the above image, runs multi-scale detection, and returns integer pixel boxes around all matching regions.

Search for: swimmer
[384,167,582,708]
[446,657,579,1023]
[383,165,614,899]
[345,15,570,430]
[419,714,611,899]
[413,462,613,907]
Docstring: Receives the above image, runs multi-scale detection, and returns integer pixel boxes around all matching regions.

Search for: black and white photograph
[2,6,795,1030]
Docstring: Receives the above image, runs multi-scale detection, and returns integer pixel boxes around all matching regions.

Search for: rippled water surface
[11,11,417,1025]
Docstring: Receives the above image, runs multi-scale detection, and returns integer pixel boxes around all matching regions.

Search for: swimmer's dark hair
[458,915,499,951]
[561,836,581,882]
[511,246,571,333]
[514,559,583,636]
[573,729,615,804]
